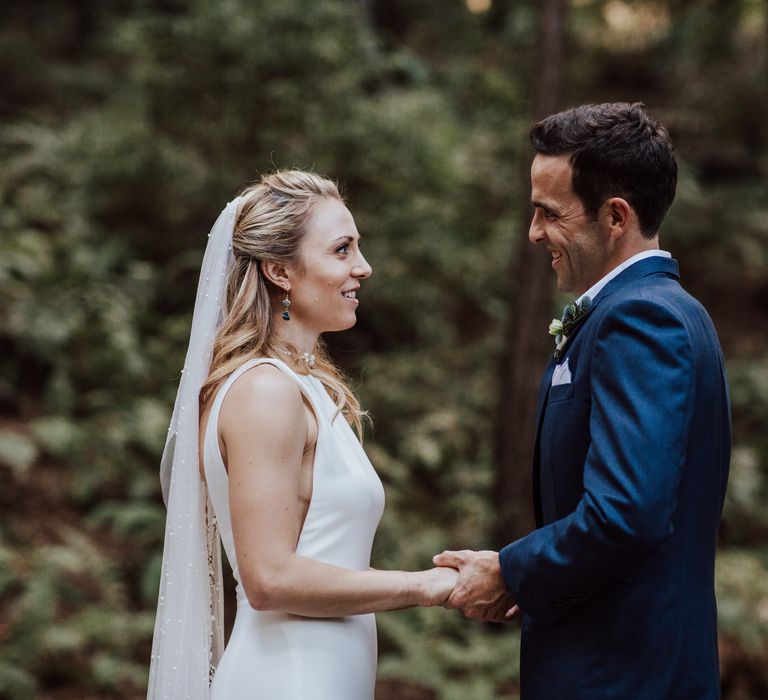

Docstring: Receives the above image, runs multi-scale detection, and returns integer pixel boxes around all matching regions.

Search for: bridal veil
[147,197,241,699]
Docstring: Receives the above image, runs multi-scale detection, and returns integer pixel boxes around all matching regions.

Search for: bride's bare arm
[219,365,456,617]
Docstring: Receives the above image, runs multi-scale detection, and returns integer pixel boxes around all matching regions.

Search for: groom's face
[529,154,610,296]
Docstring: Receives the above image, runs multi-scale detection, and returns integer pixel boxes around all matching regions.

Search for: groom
[435,103,731,698]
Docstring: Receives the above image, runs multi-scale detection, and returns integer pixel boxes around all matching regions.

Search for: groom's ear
[602,197,632,239]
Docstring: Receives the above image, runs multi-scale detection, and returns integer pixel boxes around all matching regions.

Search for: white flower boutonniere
[548,319,564,337]
[549,297,592,361]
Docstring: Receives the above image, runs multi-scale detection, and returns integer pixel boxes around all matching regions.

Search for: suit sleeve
[498,297,694,624]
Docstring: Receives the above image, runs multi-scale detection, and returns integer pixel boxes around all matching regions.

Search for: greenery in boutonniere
[549,296,592,361]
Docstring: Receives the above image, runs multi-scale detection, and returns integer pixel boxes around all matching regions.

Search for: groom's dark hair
[530,102,677,238]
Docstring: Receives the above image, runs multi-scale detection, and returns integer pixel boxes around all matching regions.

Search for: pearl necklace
[299,352,316,369]
[280,349,316,369]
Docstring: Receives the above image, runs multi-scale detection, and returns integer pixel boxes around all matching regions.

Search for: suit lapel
[535,361,557,428]
[532,361,557,527]
[550,257,680,358]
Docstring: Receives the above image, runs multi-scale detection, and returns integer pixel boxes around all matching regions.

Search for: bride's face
[287,198,372,334]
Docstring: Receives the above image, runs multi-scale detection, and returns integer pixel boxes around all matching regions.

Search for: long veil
[147,197,241,700]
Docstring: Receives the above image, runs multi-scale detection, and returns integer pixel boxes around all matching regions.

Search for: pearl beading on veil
[147,197,242,700]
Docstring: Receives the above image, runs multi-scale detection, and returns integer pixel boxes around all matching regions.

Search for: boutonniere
[549,296,592,361]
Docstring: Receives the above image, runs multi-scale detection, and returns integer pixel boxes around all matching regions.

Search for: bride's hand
[413,566,459,607]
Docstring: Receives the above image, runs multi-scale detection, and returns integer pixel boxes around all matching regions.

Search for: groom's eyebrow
[532,200,558,215]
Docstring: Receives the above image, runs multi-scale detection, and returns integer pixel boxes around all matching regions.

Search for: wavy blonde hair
[199,170,366,435]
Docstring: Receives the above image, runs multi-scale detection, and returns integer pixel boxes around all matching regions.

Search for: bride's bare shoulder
[215,363,313,470]
[219,363,305,429]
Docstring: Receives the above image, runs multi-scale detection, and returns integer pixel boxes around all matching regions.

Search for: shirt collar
[576,249,672,304]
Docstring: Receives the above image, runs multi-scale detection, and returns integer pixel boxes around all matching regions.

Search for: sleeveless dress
[203,358,385,699]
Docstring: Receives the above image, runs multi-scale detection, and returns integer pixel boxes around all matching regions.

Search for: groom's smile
[529,154,608,296]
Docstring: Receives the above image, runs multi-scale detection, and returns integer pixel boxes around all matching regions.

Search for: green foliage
[0,0,767,698]
[0,528,154,699]
[721,359,768,547]
[0,430,37,476]
[378,608,521,698]
[717,549,768,653]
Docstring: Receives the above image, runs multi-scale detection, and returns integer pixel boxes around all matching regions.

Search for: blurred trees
[0,1,767,699]
[494,0,567,545]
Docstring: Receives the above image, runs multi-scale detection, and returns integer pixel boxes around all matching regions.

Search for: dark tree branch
[493,0,567,548]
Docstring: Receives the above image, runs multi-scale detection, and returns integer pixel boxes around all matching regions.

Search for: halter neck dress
[203,358,385,699]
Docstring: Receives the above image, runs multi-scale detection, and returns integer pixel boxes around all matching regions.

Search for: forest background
[1,0,767,698]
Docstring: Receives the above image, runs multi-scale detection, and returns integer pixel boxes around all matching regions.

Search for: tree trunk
[493,0,567,548]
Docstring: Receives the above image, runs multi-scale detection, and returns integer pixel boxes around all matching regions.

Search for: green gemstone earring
[281,289,291,321]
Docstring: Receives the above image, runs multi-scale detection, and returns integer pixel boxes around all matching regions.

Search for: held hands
[432,549,519,623]
[412,566,460,607]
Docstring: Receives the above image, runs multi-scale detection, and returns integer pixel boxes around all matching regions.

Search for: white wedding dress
[202,358,385,699]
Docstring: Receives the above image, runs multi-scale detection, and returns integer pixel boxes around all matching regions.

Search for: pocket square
[551,357,572,386]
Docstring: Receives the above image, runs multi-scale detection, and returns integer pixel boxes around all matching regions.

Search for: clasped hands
[432,549,519,623]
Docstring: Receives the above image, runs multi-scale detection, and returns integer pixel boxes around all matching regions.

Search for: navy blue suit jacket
[499,256,731,699]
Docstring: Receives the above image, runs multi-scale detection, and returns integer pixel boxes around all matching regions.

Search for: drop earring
[281,289,291,321]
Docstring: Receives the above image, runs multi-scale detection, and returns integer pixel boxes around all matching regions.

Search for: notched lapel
[536,361,557,426]
[551,257,680,361]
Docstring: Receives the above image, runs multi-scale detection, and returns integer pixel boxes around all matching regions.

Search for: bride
[147,170,458,699]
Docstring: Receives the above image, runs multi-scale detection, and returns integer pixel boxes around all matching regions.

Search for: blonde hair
[199,170,366,435]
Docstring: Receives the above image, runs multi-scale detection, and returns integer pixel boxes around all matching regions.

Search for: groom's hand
[432,549,519,623]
